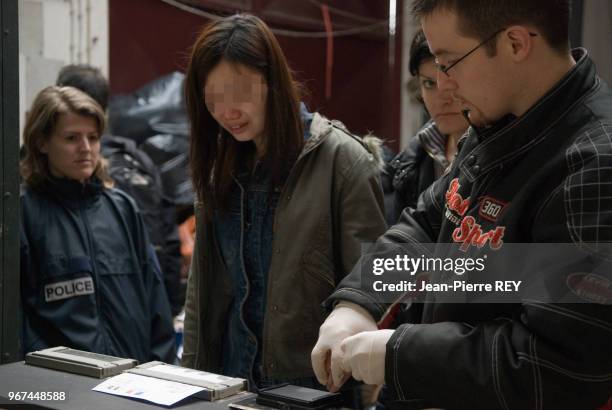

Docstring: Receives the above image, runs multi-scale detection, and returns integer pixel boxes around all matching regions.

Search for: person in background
[57,64,185,318]
[20,85,175,363]
[181,13,386,396]
[385,30,468,225]
[56,65,109,111]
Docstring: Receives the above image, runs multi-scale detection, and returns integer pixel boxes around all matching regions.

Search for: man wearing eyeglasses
[312,0,612,409]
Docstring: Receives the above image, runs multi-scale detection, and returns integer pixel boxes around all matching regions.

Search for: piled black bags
[106,72,194,316]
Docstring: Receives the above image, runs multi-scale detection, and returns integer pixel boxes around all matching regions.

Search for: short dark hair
[409,30,433,77]
[408,30,433,104]
[411,0,571,54]
[56,64,109,111]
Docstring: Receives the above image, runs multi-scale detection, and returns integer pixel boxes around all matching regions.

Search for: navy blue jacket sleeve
[20,222,49,355]
[144,240,177,363]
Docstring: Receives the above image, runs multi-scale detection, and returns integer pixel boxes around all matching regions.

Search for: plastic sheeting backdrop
[108,72,194,207]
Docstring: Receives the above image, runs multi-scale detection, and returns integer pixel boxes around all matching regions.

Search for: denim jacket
[214,109,314,387]
[214,166,278,386]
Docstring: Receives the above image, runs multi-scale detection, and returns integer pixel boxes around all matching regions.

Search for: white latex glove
[340,329,394,386]
[311,301,377,390]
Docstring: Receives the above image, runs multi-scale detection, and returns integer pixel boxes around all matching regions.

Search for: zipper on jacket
[234,178,258,385]
[78,196,111,354]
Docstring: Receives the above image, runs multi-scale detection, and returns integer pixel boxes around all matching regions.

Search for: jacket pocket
[298,249,336,330]
[302,251,335,289]
[43,255,93,278]
[96,247,137,276]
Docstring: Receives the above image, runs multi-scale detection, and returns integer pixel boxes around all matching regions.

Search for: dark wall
[570,0,583,47]
[109,0,203,93]
[109,0,402,150]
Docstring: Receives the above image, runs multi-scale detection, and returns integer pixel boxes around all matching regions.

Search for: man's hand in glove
[311,302,377,391]
[340,329,395,386]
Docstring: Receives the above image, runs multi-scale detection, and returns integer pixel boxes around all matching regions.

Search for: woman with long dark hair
[182,14,386,390]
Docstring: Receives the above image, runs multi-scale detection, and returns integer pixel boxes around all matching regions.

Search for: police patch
[44,276,95,302]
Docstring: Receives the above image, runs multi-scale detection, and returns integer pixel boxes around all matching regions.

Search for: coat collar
[458,48,599,182]
[41,176,104,207]
[417,121,449,169]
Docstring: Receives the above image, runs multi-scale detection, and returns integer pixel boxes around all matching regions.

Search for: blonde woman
[20,86,175,363]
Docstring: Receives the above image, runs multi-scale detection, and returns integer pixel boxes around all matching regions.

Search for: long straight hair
[185,14,304,213]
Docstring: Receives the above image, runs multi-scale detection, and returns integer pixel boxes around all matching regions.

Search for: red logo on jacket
[445,178,506,251]
[452,216,505,251]
[446,178,470,216]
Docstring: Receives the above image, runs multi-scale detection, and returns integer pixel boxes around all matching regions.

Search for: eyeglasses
[435,29,537,76]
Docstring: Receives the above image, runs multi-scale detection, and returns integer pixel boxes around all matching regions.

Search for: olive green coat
[182,113,387,379]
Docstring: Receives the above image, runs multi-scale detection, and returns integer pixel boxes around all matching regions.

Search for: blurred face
[422,10,513,127]
[418,60,467,137]
[40,112,100,183]
[204,60,268,151]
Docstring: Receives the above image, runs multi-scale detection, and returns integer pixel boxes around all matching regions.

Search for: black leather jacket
[329,49,612,409]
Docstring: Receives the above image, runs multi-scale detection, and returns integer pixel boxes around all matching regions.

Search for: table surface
[0,361,256,410]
